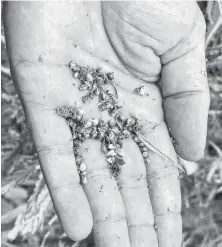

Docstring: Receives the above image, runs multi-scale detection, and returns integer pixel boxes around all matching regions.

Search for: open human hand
[4,1,209,247]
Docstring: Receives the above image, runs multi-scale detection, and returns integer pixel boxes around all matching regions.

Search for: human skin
[3,1,209,247]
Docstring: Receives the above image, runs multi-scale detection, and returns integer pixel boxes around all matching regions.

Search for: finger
[161,6,210,161]
[81,140,130,247]
[118,139,158,247]
[143,122,182,247]
[27,108,93,241]
[4,2,93,241]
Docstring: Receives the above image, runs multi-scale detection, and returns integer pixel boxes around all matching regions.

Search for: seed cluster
[69,61,121,116]
[56,62,151,184]
[57,106,150,184]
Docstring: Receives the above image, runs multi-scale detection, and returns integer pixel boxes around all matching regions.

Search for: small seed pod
[98,120,105,127]
[104,92,111,101]
[81,170,87,175]
[75,156,82,165]
[99,123,109,133]
[76,114,83,122]
[171,136,177,144]
[70,106,77,114]
[89,93,95,100]
[141,146,148,152]
[115,155,126,166]
[97,132,105,140]
[79,162,87,172]
[91,83,97,91]
[91,119,99,127]
[66,119,74,127]
[79,84,88,91]
[100,91,108,101]
[112,170,120,179]
[73,148,80,155]
[77,132,83,138]
[122,130,130,139]
[79,127,86,134]
[90,130,98,139]
[57,107,69,118]
[72,133,78,140]
[115,149,125,157]
[76,126,82,132]
[108,144,116,150]
[82,95,90,103]
[107,72,114,80]
[133,85,149,96]
[86,73,93,82]
[107,130,116,141]
[108,119,115,128]
[107,163,113,169]
[110,108,119,117]
[104,77,109,84]
[69,61,76,70]
[133,136,140,142]
[81,174,87,184]
[83,80,91,88]
[107,156,115,164]
[70,122,77,129]
[84,133,90,140]
[126,118,136,127]
[104,100,111,108]
[98,104,105,111]
[146,158,151,164]
[117,139,123,148]
[142,151,149,158]
[76,108,84,116]
[73,72,79,79]
[116,113,125,122]
[110,126,120,135]
[107,150,116,157]
[94,87,101,96]
[74,140,82,147]
[96,77,104,86]
[84,120,93,129]
[96,67,102,73]
[138,141,145,147]
[79,135,85,142]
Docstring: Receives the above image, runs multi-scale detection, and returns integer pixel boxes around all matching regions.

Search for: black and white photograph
[1,1,222,247]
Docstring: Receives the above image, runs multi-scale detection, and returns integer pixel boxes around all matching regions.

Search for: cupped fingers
[143,122,182,247]
[118,139,158,247]
[81,140,130,247]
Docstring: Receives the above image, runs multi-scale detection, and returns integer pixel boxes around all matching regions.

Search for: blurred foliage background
[1,1,222,247]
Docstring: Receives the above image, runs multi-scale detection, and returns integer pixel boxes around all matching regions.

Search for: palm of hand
[4,1,209,247]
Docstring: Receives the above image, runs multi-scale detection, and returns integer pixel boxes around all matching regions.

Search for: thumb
[160,9,210,161]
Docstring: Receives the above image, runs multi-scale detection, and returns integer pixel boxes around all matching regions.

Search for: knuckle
[94,215,127,225]
[50,182,81,192]
[128,221,154,228]
[87,168,112,180]
[147,166,179,180]
[36,143,73,157]
[118,176,148,190]
[155,211,181,218]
